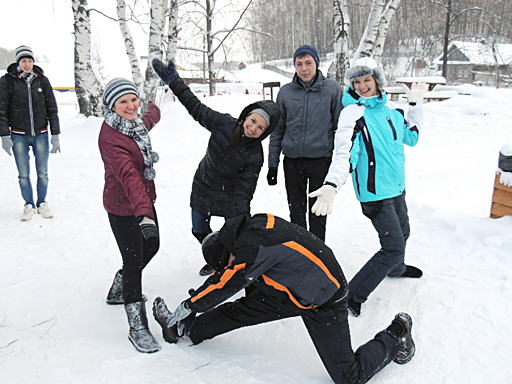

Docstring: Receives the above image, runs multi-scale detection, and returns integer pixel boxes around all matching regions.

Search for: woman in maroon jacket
[98,78,161,354]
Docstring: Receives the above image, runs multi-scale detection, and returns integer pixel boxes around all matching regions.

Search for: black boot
[400,265,423,278]
[387,312,415,364]
[348,298,362,317]
[124,301,160,353]
[192,230,215,276]
[106,270,147,305]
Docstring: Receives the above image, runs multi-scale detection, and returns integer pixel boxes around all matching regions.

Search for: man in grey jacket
[267,45,342,241]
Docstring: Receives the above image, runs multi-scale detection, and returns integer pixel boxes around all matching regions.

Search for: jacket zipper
[386,117,397,140]
[27,78,35,136]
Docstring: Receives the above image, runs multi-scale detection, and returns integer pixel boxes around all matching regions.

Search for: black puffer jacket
[170,78,280,218]
[0,63,60,137]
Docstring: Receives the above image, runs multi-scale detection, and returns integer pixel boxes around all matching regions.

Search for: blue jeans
[191,209,230,234]
[12,133,49,207]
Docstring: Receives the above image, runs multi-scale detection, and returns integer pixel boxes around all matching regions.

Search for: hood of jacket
[220,213,251,255]
[342,85,388,109]
[236,100,280,145]
[7,62,44,78]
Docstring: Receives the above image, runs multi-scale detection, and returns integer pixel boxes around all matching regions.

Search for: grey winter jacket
[0,63,59,137]
[268,70,342,167]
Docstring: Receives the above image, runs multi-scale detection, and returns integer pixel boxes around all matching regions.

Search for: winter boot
[348,298,362,317]
[106,270,147,305]
[399,265,423,278]
[152,297,180,344]
[192,230,215,276]
[388,312,415,364]
[124,301,161,353]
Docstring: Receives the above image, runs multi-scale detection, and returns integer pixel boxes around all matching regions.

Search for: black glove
[152,58,179,85]
[137,216,159,240]
[267,167,278,186]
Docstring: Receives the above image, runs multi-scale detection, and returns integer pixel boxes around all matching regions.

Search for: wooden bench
[395,76,446,92]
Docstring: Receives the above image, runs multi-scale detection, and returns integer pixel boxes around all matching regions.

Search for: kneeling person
[153,214,415,383]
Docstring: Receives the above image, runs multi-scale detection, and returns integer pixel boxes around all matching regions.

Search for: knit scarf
[18,67,36,84]
[104,110,159,180]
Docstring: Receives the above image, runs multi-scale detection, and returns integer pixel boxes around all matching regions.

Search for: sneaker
[152,297,180,344]
[392,313,415,364]
[21,204,35,221]
[37,202,54,219]
[199,264,215,276]
[400,265,423,278]
[348,298,361,317]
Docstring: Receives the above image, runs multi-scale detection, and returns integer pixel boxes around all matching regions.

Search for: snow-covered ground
[1,70,512,383]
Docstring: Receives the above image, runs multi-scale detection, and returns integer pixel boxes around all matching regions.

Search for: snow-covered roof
[434,41,512,65]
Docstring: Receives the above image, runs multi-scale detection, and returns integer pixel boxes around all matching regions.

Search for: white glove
[167,301,193,328]
[2,135,13,156]
[401,82,428,103]
[309,185,337,216]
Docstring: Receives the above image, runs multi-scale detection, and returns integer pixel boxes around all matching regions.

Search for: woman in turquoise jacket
[309,58,427,316]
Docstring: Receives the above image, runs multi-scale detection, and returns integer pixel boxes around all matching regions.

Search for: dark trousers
[349,192,409,303]
[283,157,331,241]
[108,208,159,304]
[189,290,399,384]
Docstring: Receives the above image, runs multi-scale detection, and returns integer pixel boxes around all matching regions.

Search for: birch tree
[372,0,400,63]
[333,0,351,85]
[166,0,178,61]
[353,0,386,60]
[141,0,164,113]
[116,0,143,93]
[72,0,103,117]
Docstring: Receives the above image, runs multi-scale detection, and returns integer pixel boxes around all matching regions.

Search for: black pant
[283,157,331,241]
[108,208,159,304]
[189,290,399,384]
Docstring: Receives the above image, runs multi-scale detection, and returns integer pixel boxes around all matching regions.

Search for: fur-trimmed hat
[202,231,230,272]
[345,57,387,91]
[15,45,34,64]
[102,78,138,110]
[293,45,320,68]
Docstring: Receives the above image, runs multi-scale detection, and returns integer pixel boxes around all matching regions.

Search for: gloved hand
[267,167,278,186]
[1,135,13,156]
[309,185,337,216]
[167,300,193,329]
[152,58,179,85]
[50,135,61,154]
[401,82,428,103]
[137,216,159,240]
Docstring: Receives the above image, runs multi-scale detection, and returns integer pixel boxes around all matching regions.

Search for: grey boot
[106,270,123,304]
[106,270,147,305]
[124,301,161,353]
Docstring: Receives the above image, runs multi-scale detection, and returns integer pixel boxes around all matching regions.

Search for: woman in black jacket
[152,59,280,275]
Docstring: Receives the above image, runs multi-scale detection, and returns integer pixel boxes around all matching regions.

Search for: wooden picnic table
[395,76,446,91]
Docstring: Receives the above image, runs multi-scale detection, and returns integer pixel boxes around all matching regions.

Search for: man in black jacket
[152,213,415,384]
[267,45,343,242]
[0,45,60,221]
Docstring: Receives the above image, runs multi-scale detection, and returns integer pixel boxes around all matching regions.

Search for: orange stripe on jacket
[191,263,246,302]
[266,214,275,229]
[283,241,341,289]
[262,275,313,309]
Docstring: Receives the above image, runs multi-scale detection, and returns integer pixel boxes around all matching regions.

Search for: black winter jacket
[0,63,60,137]
[187,213,349,313]
[169,78,280,218]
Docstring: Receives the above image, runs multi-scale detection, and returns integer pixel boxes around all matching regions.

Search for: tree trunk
[353,0,386,60]
[333,0,350,86]
[206,0,216,96]
[142,0,164,113]
[442,0,452,79]
[372,0,401,64]
[116,0,142,92]
[165,0,178,62]
[72,0,103,117]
